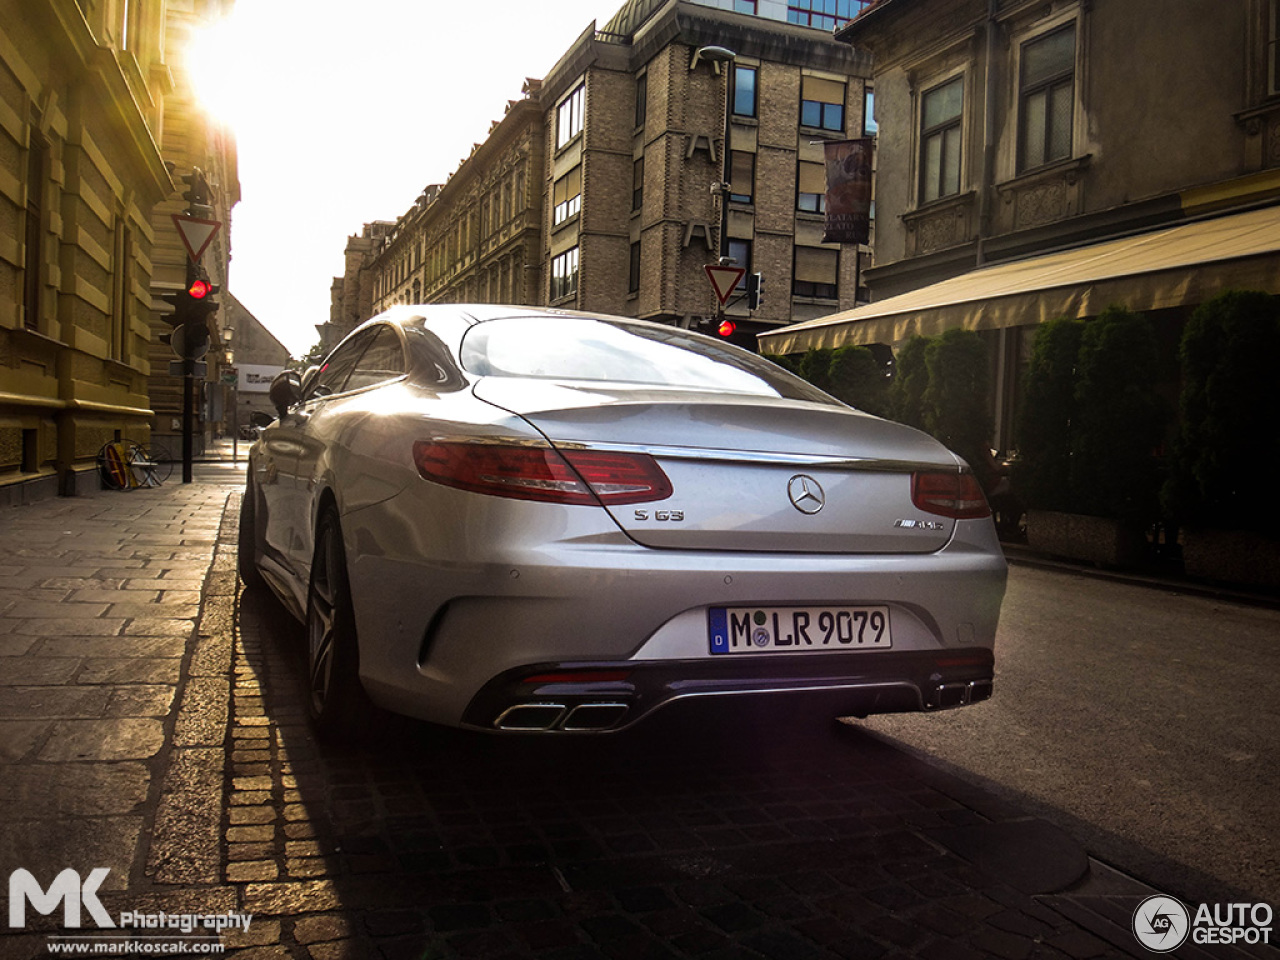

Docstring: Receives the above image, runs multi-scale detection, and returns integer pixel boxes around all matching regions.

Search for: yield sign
[171,213,222,264]
[705,264,746,305]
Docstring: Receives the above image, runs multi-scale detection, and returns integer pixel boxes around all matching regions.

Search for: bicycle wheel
[139,442,174,485]
[97,441,133,490]
[125,441,171,487]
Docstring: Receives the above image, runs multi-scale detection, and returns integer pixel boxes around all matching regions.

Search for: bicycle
[97,439,173,489]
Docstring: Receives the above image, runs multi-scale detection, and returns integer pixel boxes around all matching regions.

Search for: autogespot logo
[1132,895,1191,953]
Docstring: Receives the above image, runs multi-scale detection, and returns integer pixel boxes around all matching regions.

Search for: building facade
[221,292,288,436]
[0,0,238,502]
[330,0,875,352]
[763,0,1280,448]
[539,0,871,345]
[146,0,239,459]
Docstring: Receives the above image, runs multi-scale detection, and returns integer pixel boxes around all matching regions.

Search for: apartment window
[797,160,826,214]
[728,239,752,272]
[801,76,846,133]
[628,240,641,294]
[733,65,757,118]
[551,246,579,301]
[1019,24,1076,171]
[556,83,585,149]
[734,0,757,12]
[919,76,963,203]
[788,0,871,31]
[23,133,46,330]
[729,151,755,204]
[793,246,839,300]
[553,166,582,226]
[632,156,644,211]
[863,86,877,136]
[635,73,647,128]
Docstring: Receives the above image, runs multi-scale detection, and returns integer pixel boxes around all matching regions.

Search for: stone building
[370,86,546,331]
[322,220,395,351]
[0,0,238,503]
[331,0,875,351]
[539,0,870,345]
[221,292,288,435]
[146,0,239,459]
[762,0,1280,448]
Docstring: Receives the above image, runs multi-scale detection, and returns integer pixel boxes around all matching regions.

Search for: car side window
[344,325,406,392]
[306,331,372,400]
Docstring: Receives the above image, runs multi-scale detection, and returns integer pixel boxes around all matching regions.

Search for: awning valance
[759,205,1280,354]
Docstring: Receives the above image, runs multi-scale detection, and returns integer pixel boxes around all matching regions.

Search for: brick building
[329,0,875,352]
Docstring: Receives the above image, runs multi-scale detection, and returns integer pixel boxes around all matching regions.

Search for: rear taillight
[911,471,991,519]
[412,441,672,506]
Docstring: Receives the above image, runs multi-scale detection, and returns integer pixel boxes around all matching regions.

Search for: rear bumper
[460,648,995,733]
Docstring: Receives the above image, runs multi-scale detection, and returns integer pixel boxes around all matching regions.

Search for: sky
[188,1,627,356]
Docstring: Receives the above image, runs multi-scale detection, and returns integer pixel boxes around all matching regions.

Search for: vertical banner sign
[822,138,875,245]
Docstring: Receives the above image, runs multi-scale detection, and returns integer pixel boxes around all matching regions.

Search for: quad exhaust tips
[931,679,993,709]
[493,702,630,732]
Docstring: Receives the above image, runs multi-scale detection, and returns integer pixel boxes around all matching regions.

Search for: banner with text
[822,138,875,245]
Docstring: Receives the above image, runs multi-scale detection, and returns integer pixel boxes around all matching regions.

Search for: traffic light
[747,272,765,311]
[717,319,737,337]
[158,269,219,358]
[181,168,210,206]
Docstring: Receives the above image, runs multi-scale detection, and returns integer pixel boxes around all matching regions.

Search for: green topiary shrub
[1068,306,1165,526]
[921,328,995,487]
[887,335,932,430]
[798,348,835,393]
[1012,317,1084,513]
[827,345,891,416]
[1164,290,1280,536]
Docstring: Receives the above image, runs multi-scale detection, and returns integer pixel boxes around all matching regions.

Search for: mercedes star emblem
[787,474,825,514]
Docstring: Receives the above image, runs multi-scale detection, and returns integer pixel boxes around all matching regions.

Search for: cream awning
[759,205,1280,354]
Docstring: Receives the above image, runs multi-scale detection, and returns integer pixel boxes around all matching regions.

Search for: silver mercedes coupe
[239,305,1007,738]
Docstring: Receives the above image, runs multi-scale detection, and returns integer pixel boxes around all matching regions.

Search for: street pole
[693,45,738,328]
[181,258,196,484]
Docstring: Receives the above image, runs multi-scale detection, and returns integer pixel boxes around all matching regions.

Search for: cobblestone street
[1,471,1273,959]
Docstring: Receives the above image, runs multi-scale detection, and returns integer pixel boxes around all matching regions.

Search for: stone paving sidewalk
[1,469,1274,960]
[0,466,242,959]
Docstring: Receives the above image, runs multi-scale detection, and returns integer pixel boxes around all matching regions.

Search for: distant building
[221,294,289,435]
[763,0,1280,449]
[330,0,875,352]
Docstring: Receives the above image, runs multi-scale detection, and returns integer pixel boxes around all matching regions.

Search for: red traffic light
[717,319,736,337]
[188,278,211,300]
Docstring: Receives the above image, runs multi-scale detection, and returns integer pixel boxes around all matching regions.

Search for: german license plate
[708,606,891,654]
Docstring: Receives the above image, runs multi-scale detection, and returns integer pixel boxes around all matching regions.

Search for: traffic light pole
[181,260,196,484]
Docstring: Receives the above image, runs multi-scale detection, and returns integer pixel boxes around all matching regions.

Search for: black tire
[306,506,376,739]
[237,480,264,589]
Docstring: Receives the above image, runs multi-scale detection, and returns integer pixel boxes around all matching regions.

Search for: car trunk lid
[472,379,962,554]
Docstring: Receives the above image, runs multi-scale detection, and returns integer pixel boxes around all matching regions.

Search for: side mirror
[268,370,302,419]
[300,365,321,396]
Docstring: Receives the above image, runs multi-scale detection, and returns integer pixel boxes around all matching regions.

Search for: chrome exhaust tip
[562,702,629,731]
[494,703,566,731]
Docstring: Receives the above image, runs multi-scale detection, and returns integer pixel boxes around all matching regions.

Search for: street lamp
[692,45,738,264]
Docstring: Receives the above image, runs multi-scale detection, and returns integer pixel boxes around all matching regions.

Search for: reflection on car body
[239,304,1007,738]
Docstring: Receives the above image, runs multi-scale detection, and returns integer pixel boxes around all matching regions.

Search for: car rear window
[459,316,835,404]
